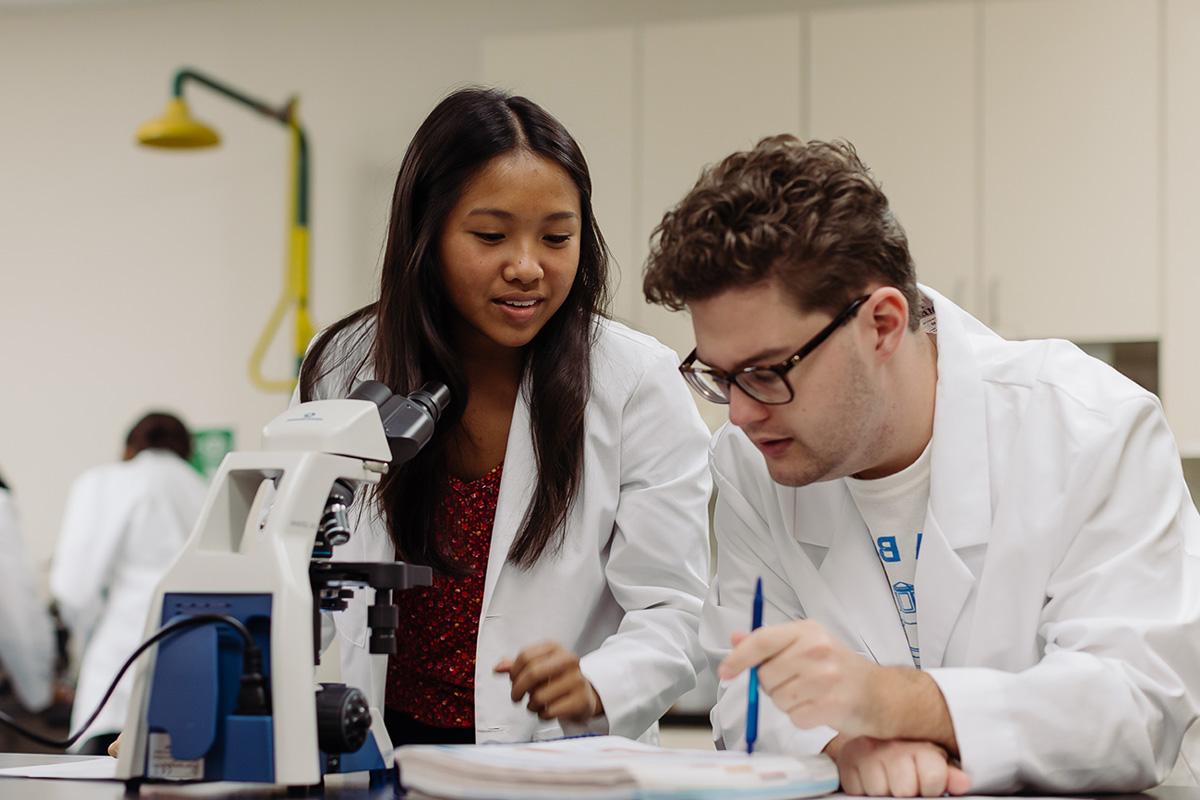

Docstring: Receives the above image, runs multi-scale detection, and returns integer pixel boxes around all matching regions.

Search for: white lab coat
[308,317,712,743]
[0,487,55,711]
[702,286,1200,794]
[49,449,207,747]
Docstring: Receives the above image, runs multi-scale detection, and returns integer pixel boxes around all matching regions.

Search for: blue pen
[746,576,763,754]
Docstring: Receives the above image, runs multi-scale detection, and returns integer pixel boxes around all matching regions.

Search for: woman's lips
[493,297,543,322]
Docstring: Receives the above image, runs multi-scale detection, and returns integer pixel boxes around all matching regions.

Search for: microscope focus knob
[316,683,372,754]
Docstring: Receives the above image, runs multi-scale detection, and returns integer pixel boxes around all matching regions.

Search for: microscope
[115,380,449,790]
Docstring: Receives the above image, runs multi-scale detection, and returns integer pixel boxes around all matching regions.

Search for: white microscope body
[116,381,448,789]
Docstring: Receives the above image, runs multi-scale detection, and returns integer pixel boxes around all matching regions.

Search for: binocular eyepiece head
[348,380,451,466]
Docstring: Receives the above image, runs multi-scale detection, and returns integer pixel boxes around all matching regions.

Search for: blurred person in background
[0,471,55,716]
[49,412,207,755]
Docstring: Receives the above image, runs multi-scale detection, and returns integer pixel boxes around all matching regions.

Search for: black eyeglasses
[680,295,870,405]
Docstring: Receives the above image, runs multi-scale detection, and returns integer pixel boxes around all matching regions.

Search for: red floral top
[385,464,501,729]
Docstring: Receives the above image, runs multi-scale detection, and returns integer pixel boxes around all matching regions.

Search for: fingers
[718,624,800,680]
[881,748,919,798]
[856,748,889,796]
[758,639,827,712]
[507,641,560,678]
[840,762,864,796]
[527,670,583,717]
[946,766,972,796]
[508,649,577,703]
[541,685,596,722]
[833,738,963,799]
[913,746,948,797]
[107,734,122,758]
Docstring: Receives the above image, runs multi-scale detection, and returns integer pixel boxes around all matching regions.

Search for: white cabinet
[481,28,639,325]
[637,14,803,353]
[1163,0,1200,455]
[638,13,803,429]
[809,1,979,317]
[981,0,1160,342]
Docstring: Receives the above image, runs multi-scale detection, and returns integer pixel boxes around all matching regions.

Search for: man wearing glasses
[643,135,1200,796]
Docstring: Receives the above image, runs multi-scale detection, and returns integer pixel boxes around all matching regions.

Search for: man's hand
[494,641,603,723]
[719,620,957,753]
[719,620,885,738]
[826,735,971,797]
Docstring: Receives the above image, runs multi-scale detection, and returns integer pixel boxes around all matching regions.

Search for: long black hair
[299,87,610,573]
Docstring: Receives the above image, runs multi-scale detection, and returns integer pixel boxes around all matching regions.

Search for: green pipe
[171,67,308,226]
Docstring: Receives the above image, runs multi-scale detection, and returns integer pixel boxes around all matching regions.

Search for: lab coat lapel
[807,488,914,666]
[480,384,536,617]
[915,286,993,668]
[913,509,975,668]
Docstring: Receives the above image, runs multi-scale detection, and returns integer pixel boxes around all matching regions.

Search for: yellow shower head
[135,98,220,148]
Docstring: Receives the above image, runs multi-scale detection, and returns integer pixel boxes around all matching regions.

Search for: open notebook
[395,735,839,800]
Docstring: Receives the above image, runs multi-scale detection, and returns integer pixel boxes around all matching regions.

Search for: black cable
[0,613,259,750]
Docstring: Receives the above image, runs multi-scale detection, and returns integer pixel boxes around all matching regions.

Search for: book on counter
[394,734,839,800]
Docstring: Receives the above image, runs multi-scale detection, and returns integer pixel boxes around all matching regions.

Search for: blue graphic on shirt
[876,536,901,563]
[875,533,922,669]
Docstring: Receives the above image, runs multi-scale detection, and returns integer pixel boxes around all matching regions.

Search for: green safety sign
[190,428,234,478]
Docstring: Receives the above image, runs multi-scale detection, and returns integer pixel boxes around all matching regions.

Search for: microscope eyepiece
[349,380,451,467]
[407,382,451,424]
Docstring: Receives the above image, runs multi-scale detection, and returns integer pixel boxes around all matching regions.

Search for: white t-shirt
[844,441,932,668]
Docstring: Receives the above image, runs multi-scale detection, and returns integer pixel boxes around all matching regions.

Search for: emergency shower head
[135,97,220,149]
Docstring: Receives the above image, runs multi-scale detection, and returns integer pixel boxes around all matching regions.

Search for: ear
[865,287,909,362]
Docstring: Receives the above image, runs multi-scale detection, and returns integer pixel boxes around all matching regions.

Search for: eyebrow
[697,345,795,371]
[465,208,579,222]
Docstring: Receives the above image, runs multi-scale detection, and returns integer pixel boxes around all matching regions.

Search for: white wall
[0,0,866,569]
[4,0,1200,573]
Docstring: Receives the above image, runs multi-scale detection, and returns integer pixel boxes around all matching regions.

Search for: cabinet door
[482,29,639,324]
[1163,0,1200,454]
[638,13,803,349]
[982,0,1159,341]
[638,13,803,429]
[809,1,979,317]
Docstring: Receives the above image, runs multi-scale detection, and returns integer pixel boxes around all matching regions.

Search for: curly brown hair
[643,135,919,330]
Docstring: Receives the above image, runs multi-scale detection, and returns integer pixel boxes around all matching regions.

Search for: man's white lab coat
[702,286,1200,793]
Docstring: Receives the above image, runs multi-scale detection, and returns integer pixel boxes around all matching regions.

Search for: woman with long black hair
[301,88,711,747]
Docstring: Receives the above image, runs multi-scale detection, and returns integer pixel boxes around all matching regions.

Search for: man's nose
[728,384,770,429]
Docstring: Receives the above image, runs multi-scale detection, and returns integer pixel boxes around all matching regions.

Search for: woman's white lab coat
[309,317,712,743]
[49,449,208,747]
[0,487,55,711]
[702,286,1200,793]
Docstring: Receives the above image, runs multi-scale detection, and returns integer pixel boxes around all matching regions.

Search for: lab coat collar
[480,381,535,617]
[923,284,993,551]
[811,485,915,665]
[914,507,977,668]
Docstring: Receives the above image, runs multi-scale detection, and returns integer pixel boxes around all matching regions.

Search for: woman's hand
[494,641,603,723]
[107,733,121,758]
